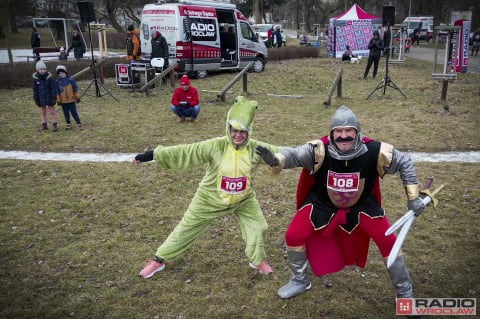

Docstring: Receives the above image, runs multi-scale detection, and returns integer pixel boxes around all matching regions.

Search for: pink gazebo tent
[327,4,381,58]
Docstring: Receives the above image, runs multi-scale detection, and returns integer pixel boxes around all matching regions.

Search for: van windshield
[405,22,421,29]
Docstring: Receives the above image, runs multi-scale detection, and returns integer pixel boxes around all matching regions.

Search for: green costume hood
[226,96,258,147]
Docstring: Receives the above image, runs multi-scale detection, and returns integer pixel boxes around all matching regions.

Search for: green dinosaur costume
[151,96,282,266]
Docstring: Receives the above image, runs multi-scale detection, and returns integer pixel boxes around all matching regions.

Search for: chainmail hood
[328,105,367,160]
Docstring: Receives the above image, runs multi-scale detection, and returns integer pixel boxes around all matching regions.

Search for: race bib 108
[327,171,360,192]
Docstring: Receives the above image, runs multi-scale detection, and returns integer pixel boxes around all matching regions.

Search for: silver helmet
[330,105,360,133]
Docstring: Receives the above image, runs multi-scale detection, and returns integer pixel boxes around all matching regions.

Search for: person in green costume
[135,96,283,279]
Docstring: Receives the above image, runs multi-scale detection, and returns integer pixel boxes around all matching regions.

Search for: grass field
[0,55,479,318]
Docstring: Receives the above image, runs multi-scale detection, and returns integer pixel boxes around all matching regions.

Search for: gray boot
[386,255,413,298]
[277,250,312,299]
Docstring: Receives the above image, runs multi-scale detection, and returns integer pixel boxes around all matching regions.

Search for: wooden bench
[17,47,64,63]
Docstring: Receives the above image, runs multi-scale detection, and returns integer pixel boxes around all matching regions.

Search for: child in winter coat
[55,65,83,130]
[32,60,58,131]
[58,46,68,61]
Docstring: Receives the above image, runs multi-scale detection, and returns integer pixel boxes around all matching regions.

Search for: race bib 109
[220,176,247,194]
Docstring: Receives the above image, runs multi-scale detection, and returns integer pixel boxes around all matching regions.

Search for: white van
[402,16,434,42]
[139,0,268,78]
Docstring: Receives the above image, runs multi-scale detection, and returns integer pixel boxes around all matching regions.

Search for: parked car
[252,24,275,46]
[34,18,49,28]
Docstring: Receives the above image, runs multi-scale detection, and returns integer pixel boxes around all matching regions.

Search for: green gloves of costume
[256,145,279,166]
[407,197,426,216]
[135,150,154,162]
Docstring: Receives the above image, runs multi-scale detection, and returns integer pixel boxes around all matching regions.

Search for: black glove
[255,145,279,166]
[57,102,63,106]
[135,150,154,162]
[76,98,81,104]
[408,197,426,216]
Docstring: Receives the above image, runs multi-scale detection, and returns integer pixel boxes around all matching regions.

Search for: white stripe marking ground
[0,151,479,163]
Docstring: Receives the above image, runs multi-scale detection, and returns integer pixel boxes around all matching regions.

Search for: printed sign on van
[189,18,217,41]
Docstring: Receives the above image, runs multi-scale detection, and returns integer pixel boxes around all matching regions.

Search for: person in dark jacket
[32,61,58,132]
[274,27,283,48]
[363,30,384,80]
[151,31,169,68]
[67,30,86,60]
[58,46,68,61]
[31,27,41,61]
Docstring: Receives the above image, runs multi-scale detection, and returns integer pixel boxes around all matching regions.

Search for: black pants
[364,55,380,79]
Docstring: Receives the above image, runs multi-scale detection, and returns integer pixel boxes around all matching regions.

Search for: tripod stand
[81,22,119,102]
[367,26,406,99]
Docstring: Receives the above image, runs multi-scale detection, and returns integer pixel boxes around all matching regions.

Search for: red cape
[296,136,381,276]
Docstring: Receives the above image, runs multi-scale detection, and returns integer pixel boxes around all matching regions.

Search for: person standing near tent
[363,30,384,80]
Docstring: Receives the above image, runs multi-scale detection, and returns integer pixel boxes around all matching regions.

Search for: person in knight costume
[256,105,426,300]
[134,96,283,279]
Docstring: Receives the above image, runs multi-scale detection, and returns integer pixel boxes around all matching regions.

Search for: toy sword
[386,179,444,268]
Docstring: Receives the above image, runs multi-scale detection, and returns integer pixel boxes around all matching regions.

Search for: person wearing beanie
[256,105,426,302]
[55,65,83,130]
[32,60,58,131]
[58,46,68,61]
[135,96,284,279]
[126,24,141,61]
[363,29,384,80]
[170,75,200,122]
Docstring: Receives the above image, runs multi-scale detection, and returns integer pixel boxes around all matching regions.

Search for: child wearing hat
[58,46,68,61]
[170,75,200,122]
[55,65,83,130]
[32,60,58,131]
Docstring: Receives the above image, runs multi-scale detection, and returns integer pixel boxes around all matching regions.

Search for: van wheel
[251,57,265,73]
[195,70,208,79]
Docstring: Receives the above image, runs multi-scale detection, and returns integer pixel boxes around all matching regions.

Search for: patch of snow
[0,150,479,163]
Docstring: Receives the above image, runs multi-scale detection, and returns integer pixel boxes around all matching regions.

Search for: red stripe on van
[143,9,175,15]
[178,5,217,18]
[176,42,221,59]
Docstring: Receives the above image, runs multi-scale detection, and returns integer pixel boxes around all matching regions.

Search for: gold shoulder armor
[308,140,325,173]
[377,142,394,177]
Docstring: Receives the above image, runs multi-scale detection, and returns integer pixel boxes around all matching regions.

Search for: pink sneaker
[139,259,165,278]
[249,260,273,275]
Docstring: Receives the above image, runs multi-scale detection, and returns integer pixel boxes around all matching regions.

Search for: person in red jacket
[170,75,200,123]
